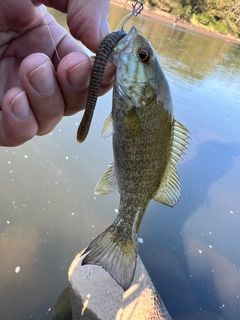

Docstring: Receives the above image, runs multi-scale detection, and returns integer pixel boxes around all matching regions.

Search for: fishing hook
[121,0,144,30]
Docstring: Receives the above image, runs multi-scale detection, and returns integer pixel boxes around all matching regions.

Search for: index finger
[41,0,110,53]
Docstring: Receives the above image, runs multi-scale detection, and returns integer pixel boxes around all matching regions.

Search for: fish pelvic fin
[101,112,114,139]
[154,120,190,207]
[81,225,137,291]
[95,162,118,195]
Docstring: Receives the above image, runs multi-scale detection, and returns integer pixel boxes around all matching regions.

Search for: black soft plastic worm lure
[76,29,127,143]
[76,1,144,143]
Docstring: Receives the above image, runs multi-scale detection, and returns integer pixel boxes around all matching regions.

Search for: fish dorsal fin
[95,162,118,195]
[154,120,189,207]
[101,113,114,139]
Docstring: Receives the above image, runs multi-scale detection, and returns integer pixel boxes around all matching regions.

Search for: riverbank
[111,0,240,44]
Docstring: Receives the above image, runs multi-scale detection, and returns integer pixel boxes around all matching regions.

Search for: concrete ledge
[68,251,172,320]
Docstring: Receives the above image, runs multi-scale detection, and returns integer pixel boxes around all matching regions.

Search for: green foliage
[197,13,211,25]
[146,0,157,7]
[145,0,240,38]
[213,21,230,34]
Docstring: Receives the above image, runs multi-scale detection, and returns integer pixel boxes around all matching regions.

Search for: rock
[68,251,172,320]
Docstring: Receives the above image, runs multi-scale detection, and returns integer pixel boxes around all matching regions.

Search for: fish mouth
[110,26,139,67]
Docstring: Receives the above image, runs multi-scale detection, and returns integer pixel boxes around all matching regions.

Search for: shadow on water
[52,287,72,320]
[139,140,240,318]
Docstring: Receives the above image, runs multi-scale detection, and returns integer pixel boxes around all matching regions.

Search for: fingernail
[10,92,30,120]
[67,61,90,91]
[28,61,56,95]
[100,19,110,39]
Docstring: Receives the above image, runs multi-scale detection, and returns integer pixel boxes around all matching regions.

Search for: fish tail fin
[81,225,137,291]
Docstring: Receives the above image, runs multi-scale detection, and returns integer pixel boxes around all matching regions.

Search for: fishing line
[115,14,130,31]
[115,1,144,31]
[42,10,61,63]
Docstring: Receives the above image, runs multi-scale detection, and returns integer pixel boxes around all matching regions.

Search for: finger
[1,88,38,146]
[96,59,116,97]
[41,0,111,52]
[19,53,65,135]
[67,0,110,52]
[57,53,115,116]
[0,1,46,31]
[57,52,91,116]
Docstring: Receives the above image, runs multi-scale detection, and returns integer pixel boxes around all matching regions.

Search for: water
[0,4,240,320]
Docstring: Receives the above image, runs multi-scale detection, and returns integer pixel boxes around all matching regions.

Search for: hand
[0,0,114,146]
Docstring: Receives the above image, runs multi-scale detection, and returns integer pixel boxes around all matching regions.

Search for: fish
[81,26,189,291]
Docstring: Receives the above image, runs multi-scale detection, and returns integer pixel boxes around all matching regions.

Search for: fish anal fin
[95,163,118,195]
[81,226,137,291]
[101,112,114,138]
[154,120,189,207]
[153,163,181,207]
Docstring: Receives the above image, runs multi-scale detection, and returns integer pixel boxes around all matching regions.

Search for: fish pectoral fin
[123,109,142,136]
[154,120,189,207]
[101,112,114,138]
[95,162,118,195]
[81,225,137,291]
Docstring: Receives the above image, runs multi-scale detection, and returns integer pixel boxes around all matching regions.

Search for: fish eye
[137,48,152,63]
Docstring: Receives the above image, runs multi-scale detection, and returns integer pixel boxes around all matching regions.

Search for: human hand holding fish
[0,0,114,146]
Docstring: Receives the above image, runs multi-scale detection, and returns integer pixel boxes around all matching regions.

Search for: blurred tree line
[145,0,240,38]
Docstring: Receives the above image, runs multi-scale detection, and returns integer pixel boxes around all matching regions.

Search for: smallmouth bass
[81,26,189,291]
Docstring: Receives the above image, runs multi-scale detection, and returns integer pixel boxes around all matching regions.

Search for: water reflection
[139,140,240,319]
[110,6,240,85]
[0,3,239,320]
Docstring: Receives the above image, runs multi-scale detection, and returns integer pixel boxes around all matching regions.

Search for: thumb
[41,0,110,53]
[0,88,38,146]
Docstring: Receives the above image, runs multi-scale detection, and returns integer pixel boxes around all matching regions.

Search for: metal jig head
[121,1,144,30]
